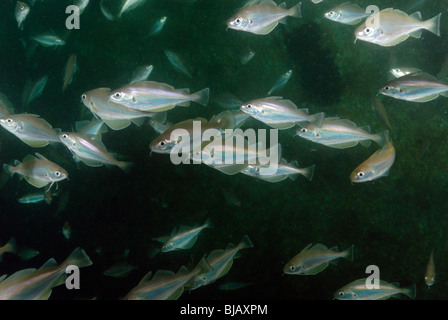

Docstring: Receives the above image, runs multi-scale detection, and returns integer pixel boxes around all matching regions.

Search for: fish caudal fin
[193,88,210,106]
[343,244,355,262]
[376,130,390,147]
[118,161,134,174]
[3,164,16,177]
[238,234,254,250]
[63,247,93,269]
[301,164,315,182]
[289,2,302,18]
[403,283,417,299]
[309,112,325,128]
[425,13,442,37]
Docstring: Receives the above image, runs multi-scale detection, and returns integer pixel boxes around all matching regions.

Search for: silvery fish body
[389,67,422,78]
[118,0,147,18]
[15,1,30,30]
[62,54,77,93]
[227,0,302,35]
[164,50,192,79]
[267,69,292,95]
[334,278,416,300]
[324,3,371,25]
[149,16,167,36]
[130,65,153,84]
[31,34,65,47]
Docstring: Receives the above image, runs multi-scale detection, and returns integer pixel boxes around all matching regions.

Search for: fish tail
[309,112,325,128]
[375,130,390,147]
[62,247,93,269]
[289,1,302,19]
[300,163,315,182]
[3,163,16,177]
[204,218,214,229]
[425,12,441,37]
[403,283,417,299]
[193,88,210,106]
[238,234,254,250]
[118,161,134,174]
[4,237,18,256]
[343,244,355,262]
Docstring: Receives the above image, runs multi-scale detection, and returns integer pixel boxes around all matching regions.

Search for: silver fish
[108,81,209,112]
[149,16,167,36]
[0,238,17,262]
[130,65,153,84]
[390,67,422,78]
[0,247,92,300]
[335,279,416,300]
[242,158,315,182]
[227,0,302,35]
[0,113,60,147]
[15,1,30,30]
[118,0,147,18]
[267,69,292,95]
[241,96,325,129]
[354,8,441,47]
[324,2,371,25]
[62,54,78,93]
[3,153,68,189]
[164,50,192,79]
[240,48,256,65]
[31,33,65,47]
[379,72,448,102]
[59,132,134,173]
[22,75,48,107]
[370,96,392,133]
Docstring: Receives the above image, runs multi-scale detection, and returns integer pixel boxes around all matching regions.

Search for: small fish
[241,96,325,129]
[424,251,435,288]
[354,8,441,47]
[0,247,92,300]
[31,33,65,47]
[334,279,416,300]
[153,219,213,253]
[350,134,395,183]
[390,67,422,78]
[118,0,147,18]
[242,158,315,182]
[15,1,30,30]
[3,153,68,189]
[130,65,153,84]
[22,75,48,107]
[124,257,212,300]
[311,0,323,3]
[0,238,17,262]
[379,72,448,102]
[187,235,254,290]
[283,243,354,275]
[100,0,115,21]
[18,192,48,204]
[108,81,209,112]
[370,96,392,133]
[59,132,134,173]
[227,0,302,35]
[218,282,253,291]
[103,261,138,278]
[16,246,40,261]
[240,48,256,65]
[164,50,192,79]
[62,221,71,240]
[0,113,60,147]
[324,3,371,25]
[149,16,167,37]
[62,54,78,93]
[74,0,89,15]
[296,117,387,149]
[267,69,292,95]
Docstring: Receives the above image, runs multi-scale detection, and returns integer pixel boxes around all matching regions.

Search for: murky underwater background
[1,0,448,300]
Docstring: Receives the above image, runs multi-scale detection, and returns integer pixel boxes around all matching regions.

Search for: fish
[124,257,212,300]
[187,235,254,290]
[22,75,48,107]
[350,134,395,183]
[153,219,213,253]
[148,16,167,37]
[130,65,153,84]
[242,158,315,182]
[118,0,147,18]
[149,110,236,155]
[424,251,435,288]
[334,278,416,300]
[379,72,448,102]
[62,221,71,240]
[100,0,115,21]
[75,119,108,136]
[164,50,193,79]
[16,246,40,261]
[218,282,253,291]
[240,47,256,65]
[31,33,65,47]
[324,2,372,25]
[0,238,17,262]
[296,117,387,149]
[227,0,302,35]
[15,1,30,30]
[18,190,58,205]
[59,132,134,173]
[370,96,392,133]
[311,0,323,3]
[74,0,90,15]
[283,243,354,275]
[108,81,209,112]
[103,261,138,278]
[0,113,61,147]
[241,96,325,129]
[148,118,171,135]
[267,69,292,95]
[0,247,92,300]
[81,87,166,130]
[390,67,422,78]
[0,93,14,117]
[354,8,441,47]
[62,54,78,93]
[3,153,68,189]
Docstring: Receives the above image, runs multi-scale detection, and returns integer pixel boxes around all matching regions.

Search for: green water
[0,0,447,300]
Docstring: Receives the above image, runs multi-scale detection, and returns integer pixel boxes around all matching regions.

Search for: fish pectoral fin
[410,29,423,39]
[39,289,52,300]
[304,262,329,275]
[168,287,184,300]
[254,22,279,35]
[81,158,104,167]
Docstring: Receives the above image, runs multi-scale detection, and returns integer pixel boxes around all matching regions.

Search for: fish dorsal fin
[410,11,422,20]
[34,152,49,161]
[278,2,286,9]
[153,269,175,279]
[359,125,371,133]
[329,245,339,252]
[176,265,189,275]
[23,154,38,163]
[39,258,59,270]
[336,118,358,128]
[260,0,278,6]
[300,243,314,252]
[0,274,7,283]
[138,271,153,285]
[309,243,328,251]
[206,249,225,262]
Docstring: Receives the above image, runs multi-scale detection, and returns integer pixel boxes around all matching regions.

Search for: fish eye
[81,94,87,100]
[55,171,61,177]
[289,266,295,271]
[235,18,242,25]
[246,104,252,109]
[357,172,364,177]
[365,28,371,34]
[384,86,390,91]
[159,141,166,147]
[113,92,122,99]
[300,128,307,133]
[338,292,345,297]
[6,118,13,124]
[328,11,334,16]
[62,134,68,139]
